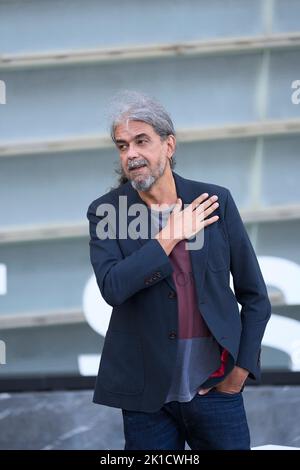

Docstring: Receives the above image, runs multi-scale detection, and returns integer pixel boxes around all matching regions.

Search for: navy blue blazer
[87,171,271,412]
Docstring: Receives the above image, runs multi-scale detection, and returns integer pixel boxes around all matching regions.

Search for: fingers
[188,194,220,230]
[202,201,219,219]
[190,193,209,211]
[176,194,220,226]
[191,194,218,213]
[195,197,219,222]
[203,215,219,227]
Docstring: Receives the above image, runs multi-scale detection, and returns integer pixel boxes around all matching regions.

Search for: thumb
[172,198,182,213]
[198,387,212,395]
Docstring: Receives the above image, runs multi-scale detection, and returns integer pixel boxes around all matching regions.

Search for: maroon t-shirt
[150,205,222,402]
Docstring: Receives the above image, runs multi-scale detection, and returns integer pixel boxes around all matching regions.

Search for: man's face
[114,120,171,191]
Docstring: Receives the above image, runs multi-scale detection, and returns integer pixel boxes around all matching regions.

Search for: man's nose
[127,143,140,159]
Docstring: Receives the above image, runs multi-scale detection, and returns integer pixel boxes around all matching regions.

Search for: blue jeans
[122,390,250,450]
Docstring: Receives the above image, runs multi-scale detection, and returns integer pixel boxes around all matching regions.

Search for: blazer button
[168,291,177,299]
[168,331,177,339]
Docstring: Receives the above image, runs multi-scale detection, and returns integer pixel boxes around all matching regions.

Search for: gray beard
[131,174,155,191]
[129,158,166,192]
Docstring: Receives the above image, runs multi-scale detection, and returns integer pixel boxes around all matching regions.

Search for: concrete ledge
[0,386,299,449]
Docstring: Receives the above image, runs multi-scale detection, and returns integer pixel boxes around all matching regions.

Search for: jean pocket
[210,389,241,397]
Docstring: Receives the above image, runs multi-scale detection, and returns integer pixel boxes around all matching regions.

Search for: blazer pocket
[207,226,230,272]
[99,330,144,395]
[208,259,227,272]
[207,247,229,272]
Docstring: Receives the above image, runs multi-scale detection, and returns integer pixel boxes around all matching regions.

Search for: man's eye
[137,139,147,145]
[119,145,127,151]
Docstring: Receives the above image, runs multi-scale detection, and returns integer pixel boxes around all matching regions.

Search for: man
[87,91,271,450]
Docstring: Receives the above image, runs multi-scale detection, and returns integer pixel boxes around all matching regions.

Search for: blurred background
[0,0,300,449]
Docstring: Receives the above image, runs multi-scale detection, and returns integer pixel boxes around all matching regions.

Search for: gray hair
[108,91,177,188]
[110,90,176,144]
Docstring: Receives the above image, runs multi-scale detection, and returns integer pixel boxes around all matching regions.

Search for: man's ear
[166,134,176,158]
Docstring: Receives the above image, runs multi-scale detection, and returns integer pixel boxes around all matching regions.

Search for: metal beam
[1,204,300,245]
[0,292,287,330]
[1,32,300,70]
[0,221,88,244]
[0,308,85,330]
[1,119,300,158]
[242,204,300,223]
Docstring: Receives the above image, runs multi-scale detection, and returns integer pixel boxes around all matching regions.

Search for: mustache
[127,159,148,170]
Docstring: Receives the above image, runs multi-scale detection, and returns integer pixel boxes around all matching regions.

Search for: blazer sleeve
[224,190,272,380]
[87,201,174,307]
